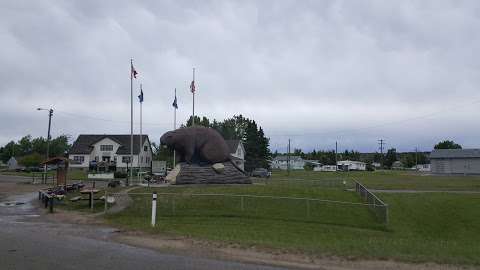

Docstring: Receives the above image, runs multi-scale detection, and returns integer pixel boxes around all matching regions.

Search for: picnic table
[80,189,99,209]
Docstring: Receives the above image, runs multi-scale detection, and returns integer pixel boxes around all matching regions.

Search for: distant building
[225,140,245,171]
[313,165,337,172]
[372,162,382,168]
[7,157,19,170]
[430,149,480,174]
[412,164,431,172]
[337,160,366,171]
[271,156,305,170]
[68,134,152,172]
[391,161,404,170]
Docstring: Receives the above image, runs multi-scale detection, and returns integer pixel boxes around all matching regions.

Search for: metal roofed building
[430,149,480,174]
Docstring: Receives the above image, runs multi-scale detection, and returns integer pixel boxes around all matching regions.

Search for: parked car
[251,168,271,178]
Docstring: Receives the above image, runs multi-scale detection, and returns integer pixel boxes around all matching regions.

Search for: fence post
[151,192,157,227]
[104,190,108,214]
[49,197,54,213]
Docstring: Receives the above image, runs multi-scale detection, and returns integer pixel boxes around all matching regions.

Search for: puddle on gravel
[0,201,26,207]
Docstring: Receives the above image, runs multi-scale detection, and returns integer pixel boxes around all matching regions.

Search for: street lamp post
[37,107,53,183]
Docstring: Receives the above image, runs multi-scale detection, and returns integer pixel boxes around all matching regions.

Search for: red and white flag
[190,80,195,93]
[131,63,138,79]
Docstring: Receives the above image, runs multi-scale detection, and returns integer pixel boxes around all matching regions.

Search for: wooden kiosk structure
[41,157,69,187]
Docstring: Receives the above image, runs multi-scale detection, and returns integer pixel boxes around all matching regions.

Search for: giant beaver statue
[160,127,230,164]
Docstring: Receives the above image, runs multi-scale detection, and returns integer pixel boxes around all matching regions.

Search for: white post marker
[151,192,157,227]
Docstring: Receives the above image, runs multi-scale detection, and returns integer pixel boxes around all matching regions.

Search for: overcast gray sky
[1,0,479,153]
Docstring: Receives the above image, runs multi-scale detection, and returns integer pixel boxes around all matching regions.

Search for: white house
[68,134,152,172]
[337,160,366,171]
[226,140,245,171]
[314,165,338,172]
[271,156,305,170]
[412,164,431,172]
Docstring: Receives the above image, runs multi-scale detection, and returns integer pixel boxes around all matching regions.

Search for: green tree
[185,115,210,127]
[18,153,43,168]
[434,140,462,149]
[384,148,397,168]
[0,135,71,163]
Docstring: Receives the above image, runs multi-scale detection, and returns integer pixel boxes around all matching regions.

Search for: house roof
[225,140,241,154]
[337,160,366,165]
[430,149,480,159]
[69,134,150,155]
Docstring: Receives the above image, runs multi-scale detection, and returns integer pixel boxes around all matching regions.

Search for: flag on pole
[172,95,178,109]
[131,63,138,78]
[138,88,144,103]
[190,80,195,93]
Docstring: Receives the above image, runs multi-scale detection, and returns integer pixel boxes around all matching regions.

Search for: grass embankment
[272,170,480,191]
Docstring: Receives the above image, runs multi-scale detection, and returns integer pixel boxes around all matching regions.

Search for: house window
[122,156,131,163]
[73,156,84,163]
[144,145,148,151]
[100,145,113,151]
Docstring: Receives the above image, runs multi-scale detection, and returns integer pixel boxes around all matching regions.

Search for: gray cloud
[1,0,480,153]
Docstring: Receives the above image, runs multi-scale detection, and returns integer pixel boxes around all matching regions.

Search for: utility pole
[378,139,385,155]
[378,139,385,168]
[335,141,338,171]
[287,139,291,176]
[37,107,53,184]
[415,147,418,170]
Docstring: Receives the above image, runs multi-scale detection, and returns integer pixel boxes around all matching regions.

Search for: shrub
[114,171,127,178]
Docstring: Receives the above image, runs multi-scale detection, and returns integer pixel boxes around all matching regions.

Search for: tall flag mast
[138,84,144,182]
[190,68,196,126]
[172,88,178,167]
[130,59,138,186]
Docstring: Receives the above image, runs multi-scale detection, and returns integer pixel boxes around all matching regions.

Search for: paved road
[0,180,289,270]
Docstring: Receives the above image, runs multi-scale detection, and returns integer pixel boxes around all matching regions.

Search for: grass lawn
[271,170,480,191]
[0,169,87,180]
[105,180,480,265]
[0,170,55,177]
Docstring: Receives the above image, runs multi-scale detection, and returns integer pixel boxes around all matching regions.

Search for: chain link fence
[104,191,386,228]
[354,181,388,224]
[252,177,352,188]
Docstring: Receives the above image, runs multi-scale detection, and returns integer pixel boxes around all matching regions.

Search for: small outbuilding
[337,160,366,171]
[42,157,69,186]
[7,157,19,170]
[430,149,480,174]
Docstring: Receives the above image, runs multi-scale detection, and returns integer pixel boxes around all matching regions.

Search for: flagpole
[129,59,133,186]
[192,67,195,126]
[173,88,177,168]
[139,84,143,184]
